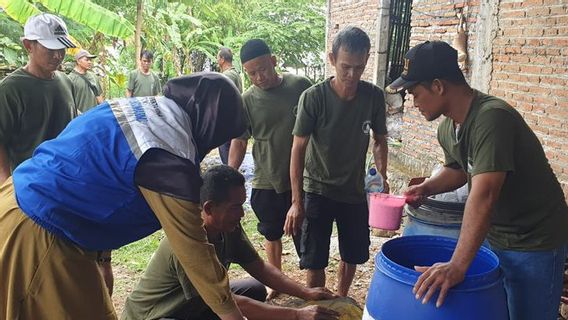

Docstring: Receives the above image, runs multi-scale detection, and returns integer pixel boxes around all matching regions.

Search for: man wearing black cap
[0,13,77,185]
[288,26,389,297]
[397,40,568,319]
[229,39,312,298]
[68,49,103,112]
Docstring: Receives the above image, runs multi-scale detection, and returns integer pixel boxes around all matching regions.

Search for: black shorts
[250,189,301,255]
[300,192,370,269]
[250,189,292,241]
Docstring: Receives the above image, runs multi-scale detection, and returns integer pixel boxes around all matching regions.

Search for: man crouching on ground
[122,165,340,320]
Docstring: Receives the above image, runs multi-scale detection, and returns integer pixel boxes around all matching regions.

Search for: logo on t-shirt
[362,120,371,135]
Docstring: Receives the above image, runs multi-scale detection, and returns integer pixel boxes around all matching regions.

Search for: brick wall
[326,0,379,82]
[490,0,568,196]
[327,0,568,197]
[397,0,480,174]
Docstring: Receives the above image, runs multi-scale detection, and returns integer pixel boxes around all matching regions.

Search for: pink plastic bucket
[368,193,406,230]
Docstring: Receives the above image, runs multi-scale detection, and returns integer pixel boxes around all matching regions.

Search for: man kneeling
[122,165,339,320]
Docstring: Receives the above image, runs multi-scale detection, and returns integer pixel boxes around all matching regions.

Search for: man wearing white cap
[68,49,104,112]
[0,13,77,184]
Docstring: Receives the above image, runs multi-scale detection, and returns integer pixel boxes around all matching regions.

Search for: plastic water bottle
[365,168,384,193]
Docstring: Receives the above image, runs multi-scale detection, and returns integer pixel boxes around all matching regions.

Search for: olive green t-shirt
[0,68,77,171]
[68,70,102,112]
[127,70,161,97]
[241,73,312,193]
[121,225,259,320]
[438,90,568,250]
[223,67,243,93]
[293,77,387,204]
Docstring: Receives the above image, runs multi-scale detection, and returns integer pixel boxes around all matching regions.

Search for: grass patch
[112,208,263,274]
[113,231,164,272]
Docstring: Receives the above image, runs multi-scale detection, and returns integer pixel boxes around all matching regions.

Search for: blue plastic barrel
[364,236,508,320]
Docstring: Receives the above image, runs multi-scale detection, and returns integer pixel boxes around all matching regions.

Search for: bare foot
[266,287,280,301]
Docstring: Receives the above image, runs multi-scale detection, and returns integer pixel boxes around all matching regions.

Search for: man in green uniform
[126,50,161,97]
[217,46,243,164]
[288,26,389,297]
[229,39,312,299]
[122,165,338,320]
[218,46,243,93]
[394,41,568,320]
[68,49,103,112]
[0,13,77,184]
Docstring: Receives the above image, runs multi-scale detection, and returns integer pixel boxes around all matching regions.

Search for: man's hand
[403,184,429,208]
[303,287,337,301]
[295,305,340,320]
[382,180,390,194]
[413,262,466,308]
[284,202,304,236]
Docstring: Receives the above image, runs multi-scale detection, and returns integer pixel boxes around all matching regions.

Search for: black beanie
[240,39,271,64]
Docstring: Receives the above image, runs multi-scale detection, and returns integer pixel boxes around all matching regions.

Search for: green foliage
[113,230,164,272]
[0,0,41,24]
[37,0,134,38]
[1,0,326,90]
[0,0,133,38]
[0,14,25,67]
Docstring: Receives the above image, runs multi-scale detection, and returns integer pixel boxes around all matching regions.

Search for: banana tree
[0,0,134,38]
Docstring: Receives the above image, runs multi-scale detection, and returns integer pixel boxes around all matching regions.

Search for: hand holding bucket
[368,193,407,230]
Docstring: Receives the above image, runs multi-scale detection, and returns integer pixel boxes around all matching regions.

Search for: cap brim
[77,55,97,60]
[38,37,76,50]
[385,77,418,94]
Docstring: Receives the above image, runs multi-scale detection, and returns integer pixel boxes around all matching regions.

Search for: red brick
[541,77,567,87]
[513,84,529,94]
[524,28,545,36]
[549,128,568,139]
[526,39,542,46]
[521,0,544,5]
[516,102,533,112]
[520,65,541,73]
[529,56,551,64]
[550,6,568,15]
[503,28,523,36]
[533,96,556,107]
[551,38,568,46]
[529,86,551,95]
[541,66,554,73]
[543,28,558,36]
[526,7,551,16]
[512,55,531,63]
[501,10,526,18]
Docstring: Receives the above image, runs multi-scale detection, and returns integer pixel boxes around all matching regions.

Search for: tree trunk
[135,0,144,67]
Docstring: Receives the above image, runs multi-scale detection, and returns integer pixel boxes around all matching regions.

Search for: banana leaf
[37,0,134,38]
[0,0,134,39]
[0,0,41,24]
